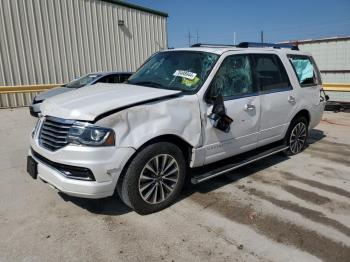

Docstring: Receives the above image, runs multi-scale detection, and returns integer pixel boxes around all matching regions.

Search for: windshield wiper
[129,81,164,89]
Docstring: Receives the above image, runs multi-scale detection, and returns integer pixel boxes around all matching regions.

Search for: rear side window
[288,55,319,87]
[253,54,291,92]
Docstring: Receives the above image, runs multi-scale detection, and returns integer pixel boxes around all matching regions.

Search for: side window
[254,54,291,92]
[96,76,110,83]
[209,55,255,99]
[119,74,130,83]
[288,55,319,87]
[109,75,121,83]
[97,75,119,83]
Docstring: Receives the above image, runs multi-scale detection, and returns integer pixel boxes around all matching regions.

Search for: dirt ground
[0,108,349,262]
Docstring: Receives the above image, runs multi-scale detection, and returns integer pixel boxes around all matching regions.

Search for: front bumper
[29,135,135,199]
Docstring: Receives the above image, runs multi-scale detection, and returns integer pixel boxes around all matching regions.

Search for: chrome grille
[39,117,74,151]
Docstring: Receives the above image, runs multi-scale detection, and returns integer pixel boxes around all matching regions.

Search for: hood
[40,83,181,121]
[35,86,73,101]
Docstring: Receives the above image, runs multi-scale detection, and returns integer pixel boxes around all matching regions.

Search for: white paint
[33,47,326,201]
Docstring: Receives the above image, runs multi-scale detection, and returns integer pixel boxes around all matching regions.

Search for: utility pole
[260,30,264,43]
[187,30,196,46]
[233,32,236,45]
[196,29,199,44]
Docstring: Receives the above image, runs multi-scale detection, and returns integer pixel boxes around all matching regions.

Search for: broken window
[209,54,256,98]
[289,55,318,86]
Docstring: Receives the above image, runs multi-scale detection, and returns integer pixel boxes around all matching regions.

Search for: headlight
[67,122,115,146]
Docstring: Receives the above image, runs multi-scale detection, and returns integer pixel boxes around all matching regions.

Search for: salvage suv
[27,42,327,214]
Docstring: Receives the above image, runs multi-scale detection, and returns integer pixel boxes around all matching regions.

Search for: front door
[203,54,261,164]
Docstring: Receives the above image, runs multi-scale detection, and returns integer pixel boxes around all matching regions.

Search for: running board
[191,145,289,184]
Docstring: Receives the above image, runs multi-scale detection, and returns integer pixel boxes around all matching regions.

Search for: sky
[127,0,350,48]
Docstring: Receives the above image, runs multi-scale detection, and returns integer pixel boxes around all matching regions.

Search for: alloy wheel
[138,154,179,204]
[289,122,307,154]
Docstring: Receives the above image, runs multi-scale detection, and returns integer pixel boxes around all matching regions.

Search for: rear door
[253,53,296,146]
[203,54,261,164]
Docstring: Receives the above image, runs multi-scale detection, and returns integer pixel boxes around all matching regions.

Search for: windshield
[65,74,101,88]
[127,51,219,92]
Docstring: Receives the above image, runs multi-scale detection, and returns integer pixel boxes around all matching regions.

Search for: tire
[283,116,309,156]
[118,142,186,215]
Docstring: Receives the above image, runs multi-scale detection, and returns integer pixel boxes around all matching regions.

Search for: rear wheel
[284,116,308,156]
[118,142,186,215]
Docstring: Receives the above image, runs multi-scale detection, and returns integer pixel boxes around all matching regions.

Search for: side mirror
[207,95,233,133]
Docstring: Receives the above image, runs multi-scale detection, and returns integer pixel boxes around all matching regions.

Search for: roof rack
[237,42,299,50]
[191,43,236,48]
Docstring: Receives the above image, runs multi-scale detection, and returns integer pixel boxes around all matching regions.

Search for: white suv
[27,42,327,214]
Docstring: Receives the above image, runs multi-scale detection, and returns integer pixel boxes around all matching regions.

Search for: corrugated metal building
[0,0,168,107]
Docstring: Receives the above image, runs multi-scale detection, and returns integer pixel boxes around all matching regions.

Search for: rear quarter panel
[284,51,325,130]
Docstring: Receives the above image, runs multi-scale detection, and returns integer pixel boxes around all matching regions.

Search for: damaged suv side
[28,43,326,214]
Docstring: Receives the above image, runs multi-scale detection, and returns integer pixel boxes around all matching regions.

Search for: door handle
[244,104,255,111]
[288,96,296,104]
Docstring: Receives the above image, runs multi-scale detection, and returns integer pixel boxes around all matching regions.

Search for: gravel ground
[0,108,349,262]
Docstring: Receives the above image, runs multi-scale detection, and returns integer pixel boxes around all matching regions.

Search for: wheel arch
[291,109,311,126]
[115,134,193,192]
[135,134,193,164]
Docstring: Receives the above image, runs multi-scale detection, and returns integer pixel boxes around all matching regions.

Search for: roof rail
[237,42,299,50]
[191,43,236,48]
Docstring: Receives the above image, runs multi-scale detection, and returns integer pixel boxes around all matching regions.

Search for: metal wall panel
[0,0,167,107]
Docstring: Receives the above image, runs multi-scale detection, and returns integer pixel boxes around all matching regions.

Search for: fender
[96,95,203,150]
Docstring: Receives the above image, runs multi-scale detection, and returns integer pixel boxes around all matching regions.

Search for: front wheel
[284,116,308,156]
[118,142,186,215]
